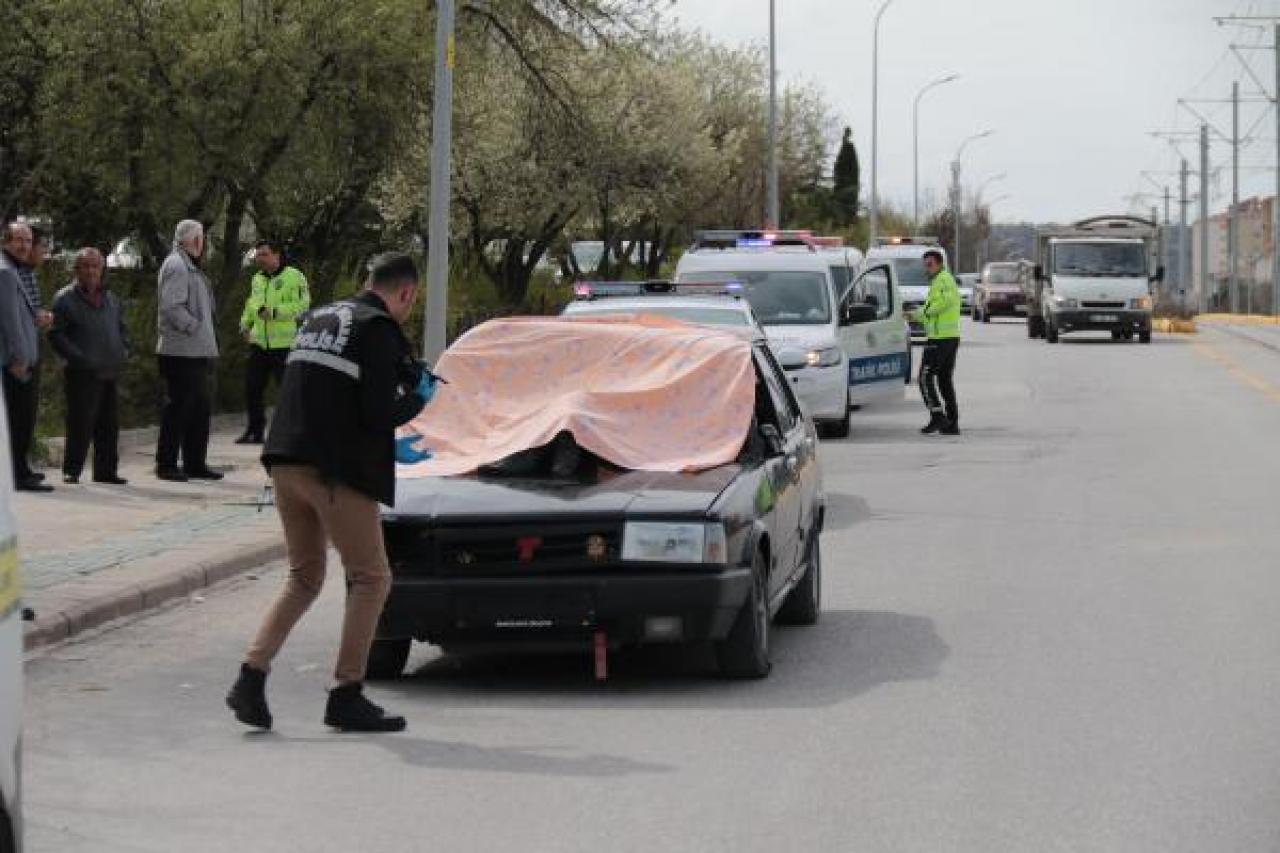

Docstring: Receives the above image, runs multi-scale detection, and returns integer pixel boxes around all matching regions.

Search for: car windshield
[888,257,930,288]
[567,305,751,326]
[678,271,831,326]
[986,266,1021,284]
[1054,242,1147,277]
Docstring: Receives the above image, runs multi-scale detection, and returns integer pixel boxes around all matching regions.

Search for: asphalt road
[22,319,1280,853]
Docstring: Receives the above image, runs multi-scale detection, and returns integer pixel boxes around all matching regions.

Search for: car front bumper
[378,568,753,648]
[785,363,848,421]
[981,296,1027,315]
[1050,308,1151,332]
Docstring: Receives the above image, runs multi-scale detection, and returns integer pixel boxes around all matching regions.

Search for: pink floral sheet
[397,316,757,477]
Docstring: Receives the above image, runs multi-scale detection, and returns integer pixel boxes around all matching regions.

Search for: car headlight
[622,522,728,564]
[805,346,843,368]
[1052,296,1078,308]
[1130,296,1152,310]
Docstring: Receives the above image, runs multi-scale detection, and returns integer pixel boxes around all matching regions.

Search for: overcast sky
[669,0,1280,224]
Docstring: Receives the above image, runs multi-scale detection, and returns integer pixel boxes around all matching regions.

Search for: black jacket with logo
[262,290,425,505]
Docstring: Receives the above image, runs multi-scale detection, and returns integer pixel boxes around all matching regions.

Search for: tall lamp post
[424,0,456,361]
[869,0,896,246]
[952,129,994,274]
[980,193,1012,269]
[913,73,959,232]
[766,0,780,229]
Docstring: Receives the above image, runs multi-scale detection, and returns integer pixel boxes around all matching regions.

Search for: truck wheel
[718,550,772,678]
[1111,330,1123,340]
[365,637,411,680]
[777,532,821,626]
[1045,318,1059,343]
[982,309,991,323]
[1139,329,1152,344]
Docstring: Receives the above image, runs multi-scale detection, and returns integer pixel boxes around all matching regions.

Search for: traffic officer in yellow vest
[237,239,310,444]
[915,249,962,435]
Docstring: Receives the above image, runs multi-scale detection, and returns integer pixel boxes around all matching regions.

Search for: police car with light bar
[562,280,762,329]
[866,236,949,340]
[674,230,909,438]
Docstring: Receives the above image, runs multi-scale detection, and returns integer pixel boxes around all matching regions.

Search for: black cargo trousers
[919,337,959,425]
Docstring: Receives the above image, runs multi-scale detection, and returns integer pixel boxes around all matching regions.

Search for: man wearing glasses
[915,250,961,435]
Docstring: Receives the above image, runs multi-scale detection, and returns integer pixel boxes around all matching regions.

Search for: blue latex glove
[395,433,432,465]
[415,370,438,405]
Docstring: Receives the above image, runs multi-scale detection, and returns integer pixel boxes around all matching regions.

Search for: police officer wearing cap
[916,249,962,435]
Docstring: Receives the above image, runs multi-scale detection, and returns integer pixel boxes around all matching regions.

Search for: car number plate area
[1091,314,1119,323]
[454,590,596,630]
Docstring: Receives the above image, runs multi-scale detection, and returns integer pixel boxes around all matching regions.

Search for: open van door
[837,262,910,405]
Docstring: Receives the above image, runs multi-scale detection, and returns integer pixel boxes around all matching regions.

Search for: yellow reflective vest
[920,268,961,340]
[240,265,310,350]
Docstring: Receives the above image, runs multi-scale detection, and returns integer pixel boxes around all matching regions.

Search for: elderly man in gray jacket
[155,219,222,482]
[0,222,53,492]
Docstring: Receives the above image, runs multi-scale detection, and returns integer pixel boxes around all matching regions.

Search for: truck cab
[1027,216,1163,344]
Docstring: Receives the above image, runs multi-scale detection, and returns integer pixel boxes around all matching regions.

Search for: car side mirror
[759,424,785,457]
[1033,264,1044,281]
[841,303,879,325]
[1151,265,1165,284]
[775,348,807,370]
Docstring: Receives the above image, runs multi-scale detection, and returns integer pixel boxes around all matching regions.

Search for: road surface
[22,319,1280,852]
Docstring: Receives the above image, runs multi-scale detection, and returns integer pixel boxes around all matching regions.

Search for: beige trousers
[246,465,391,685]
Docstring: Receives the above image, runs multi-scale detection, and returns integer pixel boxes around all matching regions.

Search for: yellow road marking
[1193,342,1280,404]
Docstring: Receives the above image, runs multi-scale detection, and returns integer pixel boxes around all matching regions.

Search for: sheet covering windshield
[398,316,757,477]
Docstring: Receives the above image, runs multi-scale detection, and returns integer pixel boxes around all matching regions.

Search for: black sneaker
[184,468,225,481]
[93,474,128,485]
[63,473,80,485]
[920,415,945,435]
[940,421,961,436]
[156,466,188,482]
[234,431,263,445]
[324,683,406,733]
[226,663,273,730]
[16,477,54,492]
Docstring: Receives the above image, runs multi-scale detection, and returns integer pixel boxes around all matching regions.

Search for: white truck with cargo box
[1026,216,1164,344]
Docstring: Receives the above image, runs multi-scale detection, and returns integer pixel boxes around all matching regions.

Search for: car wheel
[365,636,411,680]
[982,309,991,324]
[1139,329,1152,344]
[718,549,772,678]
[1027,316,1041,338]
[826,411,850,439]
[776,532,821,626]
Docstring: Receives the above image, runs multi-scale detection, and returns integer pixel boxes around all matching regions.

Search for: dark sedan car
[972,261,1029,322]
[371,337,824,680]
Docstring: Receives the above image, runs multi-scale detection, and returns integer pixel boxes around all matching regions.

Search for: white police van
[0,390,21,853]
[675,230,909,438]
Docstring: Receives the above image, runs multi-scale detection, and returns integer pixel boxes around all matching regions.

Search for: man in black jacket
[49,248,130,485]
[227,253,435,733]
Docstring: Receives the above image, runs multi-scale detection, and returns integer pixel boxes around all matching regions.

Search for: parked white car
[675,231,909,437]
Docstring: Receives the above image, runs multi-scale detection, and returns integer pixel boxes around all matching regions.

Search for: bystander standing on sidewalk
[0,222,54,492]
[236,239,309,445]
[226,252,436,733]
[49,248,130,485]
[155,219,222,483]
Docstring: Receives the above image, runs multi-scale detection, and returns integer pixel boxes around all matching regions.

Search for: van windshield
[678,271,831,326]
[888,258,929,288]
[1053,242,1147,277]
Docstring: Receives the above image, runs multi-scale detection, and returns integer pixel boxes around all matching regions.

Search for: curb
[22,538,286,652]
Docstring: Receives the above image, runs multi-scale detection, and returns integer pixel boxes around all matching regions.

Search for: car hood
[1051,276,1148,300]
[761,324,838,351]
[386,466,742,523]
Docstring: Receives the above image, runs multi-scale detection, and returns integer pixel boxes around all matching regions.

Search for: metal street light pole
[981,193,1011,268]
[869,0,896,246]
[1200,123,1210,313]
[952,129,994,274]
[1274,24,1279,315]
[1231,80,1240,313]
[423,0,455,362]
[913,72,959,232]
[766,0,780,229]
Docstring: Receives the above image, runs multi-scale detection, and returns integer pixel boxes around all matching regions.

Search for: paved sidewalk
[15,422,286,650]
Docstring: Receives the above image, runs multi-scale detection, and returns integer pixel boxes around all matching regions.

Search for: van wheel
[1139,329,1152,344]
[718,550,772,678]
[777,533,821,626]
[1027,316,1042,338]
[366,637,411,680]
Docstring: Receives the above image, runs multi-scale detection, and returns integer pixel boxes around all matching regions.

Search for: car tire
[1139,329,1152,344]
[982,309,991,324]
[365,637,411,680]
[776,532,821,626]
[718,549,772,679]
[1027,316,1042,338]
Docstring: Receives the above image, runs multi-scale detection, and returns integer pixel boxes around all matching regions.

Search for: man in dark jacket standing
[0,222,53,492]
[155,219,222,482]
[49,248,130,485]
[227,253,436,733]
